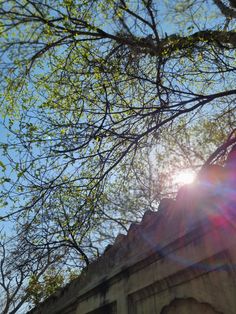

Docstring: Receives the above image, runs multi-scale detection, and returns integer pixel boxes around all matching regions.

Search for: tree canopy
[0,0,236,312]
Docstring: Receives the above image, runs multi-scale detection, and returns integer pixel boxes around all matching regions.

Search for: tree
[0,0,236,311]
[0,233,65,313]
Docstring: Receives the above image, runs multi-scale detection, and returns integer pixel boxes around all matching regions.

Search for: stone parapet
[28,146,236,314]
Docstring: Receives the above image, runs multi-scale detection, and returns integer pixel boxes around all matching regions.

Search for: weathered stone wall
[29,147,236,314]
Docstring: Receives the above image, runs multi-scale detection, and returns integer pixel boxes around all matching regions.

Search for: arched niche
[161,297,222,314]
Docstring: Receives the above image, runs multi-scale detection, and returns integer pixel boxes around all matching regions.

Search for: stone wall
[29,146,236,314]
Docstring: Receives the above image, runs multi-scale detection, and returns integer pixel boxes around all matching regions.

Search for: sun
[173,169,196,186]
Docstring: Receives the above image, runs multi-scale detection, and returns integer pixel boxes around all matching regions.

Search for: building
[29,147,236,314]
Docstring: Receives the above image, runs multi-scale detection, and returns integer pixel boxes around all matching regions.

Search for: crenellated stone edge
[28,145,236,313]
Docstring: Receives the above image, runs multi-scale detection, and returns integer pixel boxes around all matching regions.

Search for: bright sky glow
[173,169,196,186]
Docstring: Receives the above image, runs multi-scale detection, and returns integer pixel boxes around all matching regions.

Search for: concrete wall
[29,151,236,314]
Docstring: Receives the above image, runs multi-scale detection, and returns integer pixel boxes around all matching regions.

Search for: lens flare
[173,170,196,186]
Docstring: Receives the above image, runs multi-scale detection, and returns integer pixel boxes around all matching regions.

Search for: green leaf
[0,161,6,171]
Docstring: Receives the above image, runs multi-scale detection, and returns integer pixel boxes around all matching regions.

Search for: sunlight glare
[173,170,196,186]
